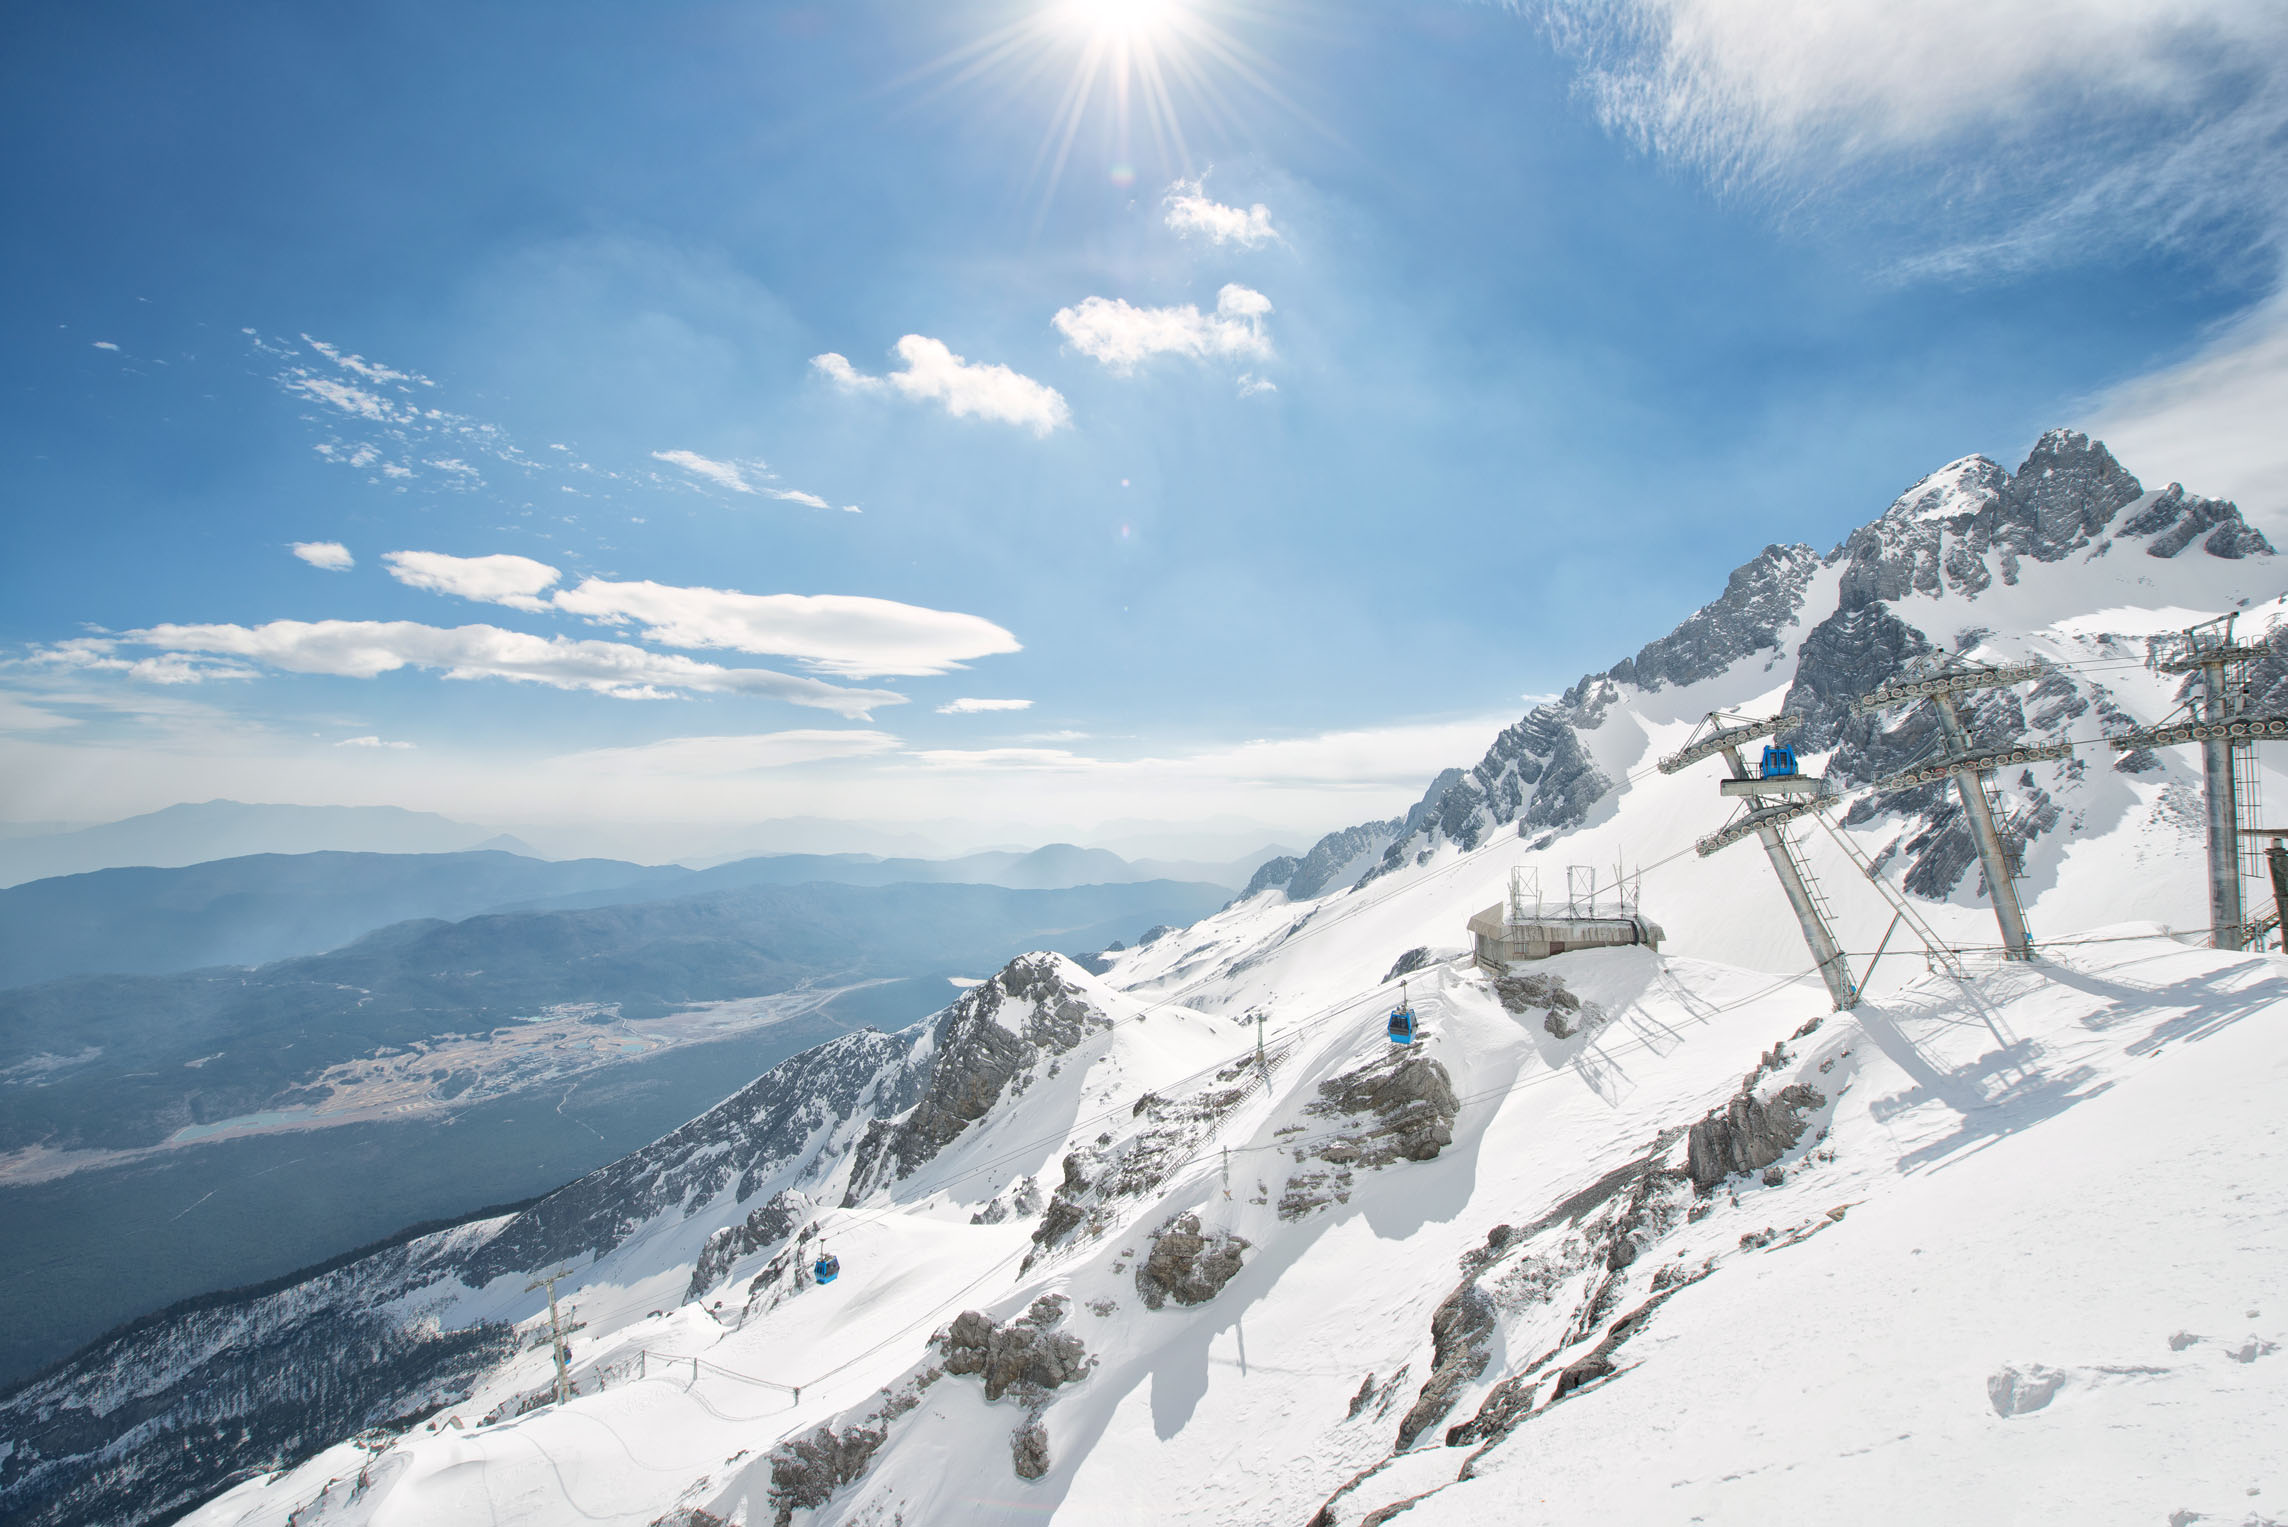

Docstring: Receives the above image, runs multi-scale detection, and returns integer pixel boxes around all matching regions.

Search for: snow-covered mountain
[6,431,2287,1527]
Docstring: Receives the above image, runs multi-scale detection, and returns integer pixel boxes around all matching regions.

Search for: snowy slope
[13,429,2288,1527]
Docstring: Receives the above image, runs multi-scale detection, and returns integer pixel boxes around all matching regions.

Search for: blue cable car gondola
[1386,982,1418,1046]
[813,1251,840,1285]
[1759,743,1798,779]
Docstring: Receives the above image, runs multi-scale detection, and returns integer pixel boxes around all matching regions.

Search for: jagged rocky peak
[1244,816,1403,901]
[1607,539,1823,693]
[1837,429,2269,609]
[842,953,1111,1205]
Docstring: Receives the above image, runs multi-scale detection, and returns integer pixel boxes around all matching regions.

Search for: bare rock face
[1135,1212,1250,1310]
[768,1423,888,1526]
[844,955,1109,1205]
[1444,1373,1537,1449]
[939,1298,1091,1403]
[1685,1083,1827,1194]
[1279,1051,1460,1220]
[1394,1285,1497,1450]
[687,1189,809,1302]
[1493,970,1603,1040]
[1010,1418,1051,1480]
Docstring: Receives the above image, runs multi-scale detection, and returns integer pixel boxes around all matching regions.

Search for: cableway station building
[1469,866,1664,970]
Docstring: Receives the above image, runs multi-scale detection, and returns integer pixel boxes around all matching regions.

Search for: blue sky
[5,0,2285,856]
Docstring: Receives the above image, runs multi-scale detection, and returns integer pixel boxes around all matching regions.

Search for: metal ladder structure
[1658,711,1858,1011]
[1856,660,2070,960]
[2107,614,2288,951]
[1806,812,1968,981]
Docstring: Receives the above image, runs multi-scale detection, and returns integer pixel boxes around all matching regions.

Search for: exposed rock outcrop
[1492,970,1602,1040]
[939,1298,1092,1402]
[1395,1284,1496,1449]
[1684,1082,1828,1194]
[1135,1212,1249,1310]
[687,1189,809,1301]
[1011,1418,1051,1480]
[1280,1051,1460,1220]
[844,955,1108,1205]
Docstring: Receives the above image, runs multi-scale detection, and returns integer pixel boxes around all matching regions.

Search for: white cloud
[552,578,1021,679]
[549,730,902,776]
[1163,180,1280,247]
[1237,373,1277,397]
[812,336,1071,436]
[937,697,1034,714]
[383,549,562,612]
[2086,292,2288,531]
[109,620,905,717]
[1052,285,1274,375]
[92,341,120,352]
[335,734,414,749]
[291,541,355,571]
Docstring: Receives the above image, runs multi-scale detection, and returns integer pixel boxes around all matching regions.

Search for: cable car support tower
[2104,614,2288,951]
[1855,660,2069,961]
[1659,712,1858,1010]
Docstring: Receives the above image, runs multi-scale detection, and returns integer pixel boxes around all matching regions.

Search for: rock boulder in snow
[1135,1212,1250,1309]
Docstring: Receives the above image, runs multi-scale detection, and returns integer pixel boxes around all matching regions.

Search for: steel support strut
[1722,743,1858,1009]
[2199,660,2247,951]
[1930,694,2035,959]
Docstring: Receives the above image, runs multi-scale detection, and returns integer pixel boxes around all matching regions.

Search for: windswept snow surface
[180,901,2288,1527]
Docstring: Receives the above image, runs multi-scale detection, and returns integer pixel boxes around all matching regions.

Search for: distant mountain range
[0,841,1285,989]
[0,800,507,887]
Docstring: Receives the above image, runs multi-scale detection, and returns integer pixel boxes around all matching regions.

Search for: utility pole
[525,1268,574,1406]
[1660,712,1858,1010]
[2109,616,2285,951]
[1856,661,2068,961]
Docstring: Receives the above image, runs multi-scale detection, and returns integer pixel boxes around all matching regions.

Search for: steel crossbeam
[2108,715,2288,750]
[1873,738,2078,792]
[1852,662,2046,713]
[1657,713,1803,775]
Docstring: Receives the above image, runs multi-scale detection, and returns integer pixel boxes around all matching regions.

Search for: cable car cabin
[1759,744,1798,779]
[1386,1002,1418,1046]
[813,1253,840,1285]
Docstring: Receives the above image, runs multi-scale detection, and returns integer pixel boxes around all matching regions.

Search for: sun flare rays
[894,0,1311,218]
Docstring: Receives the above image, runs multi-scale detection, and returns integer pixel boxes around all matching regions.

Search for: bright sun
[902,0,1296,216]
[1057,0,1183,37]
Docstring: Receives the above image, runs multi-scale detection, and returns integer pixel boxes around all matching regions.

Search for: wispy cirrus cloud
[78,620,903,717]
[812,336,1071,435]
[1053,285,1273,375]
[291,541,355,571]
[1520,0,2288,273]
[335,734,414,749]
[383,549,561,612]
[937,697,1034,714]
[649,449,850,511]
[1163,180,1280,247]
[256,330,537,491]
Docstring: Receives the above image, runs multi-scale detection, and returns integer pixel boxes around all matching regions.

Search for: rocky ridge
[1278,431,2273,904]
